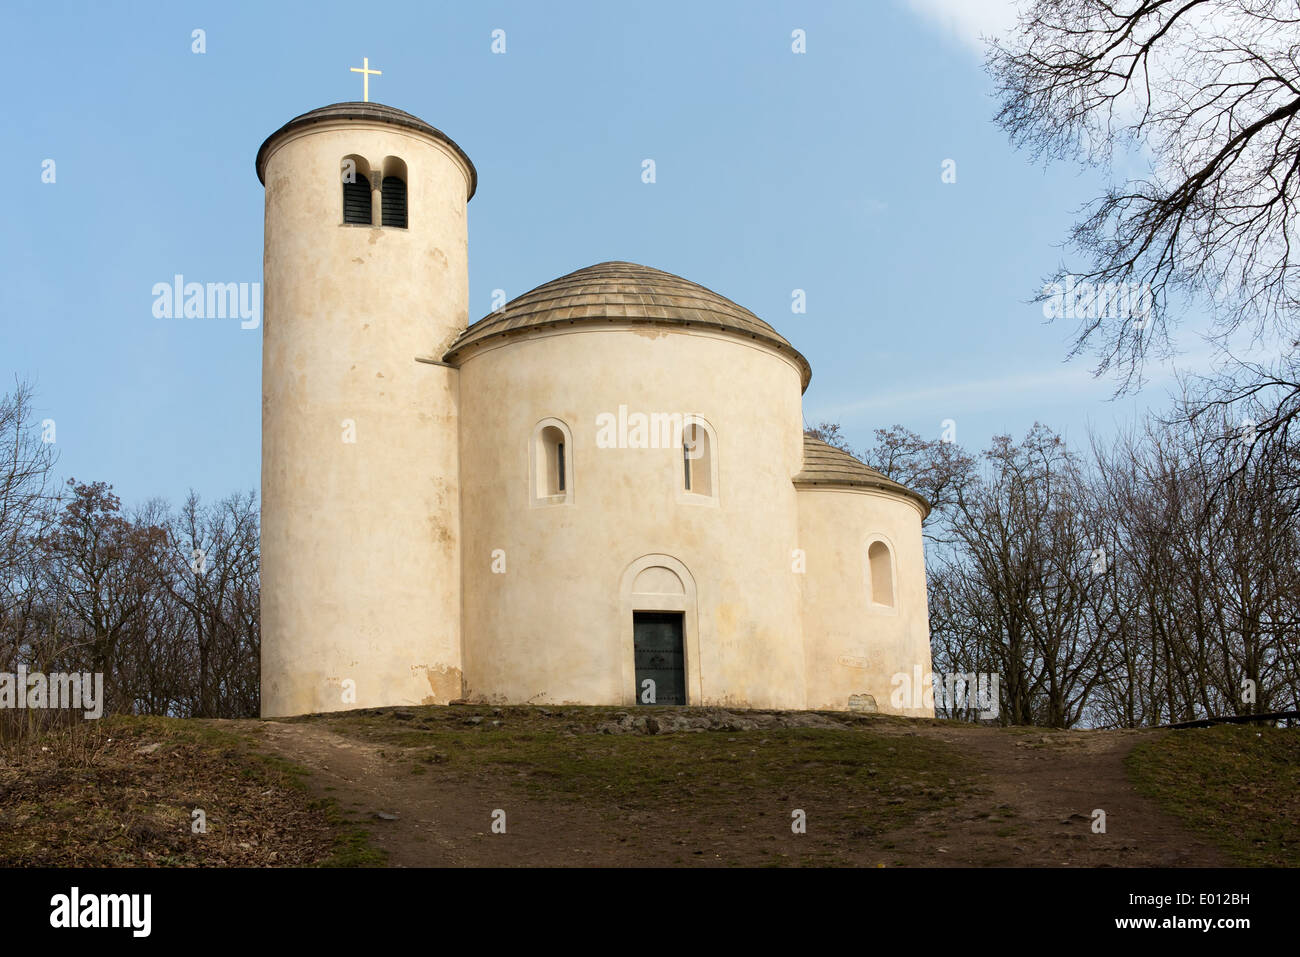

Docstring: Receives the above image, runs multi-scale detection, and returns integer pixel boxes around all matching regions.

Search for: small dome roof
[255,101,477,197]
[443,261,812,389]
[795,435,931,516]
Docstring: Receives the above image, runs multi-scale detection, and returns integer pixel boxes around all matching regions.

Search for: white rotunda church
[255,101,934,718]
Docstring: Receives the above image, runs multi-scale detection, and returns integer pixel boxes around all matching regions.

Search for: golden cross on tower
[350,57,382,102]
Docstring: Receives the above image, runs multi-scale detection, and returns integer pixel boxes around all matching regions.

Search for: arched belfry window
[341,155,373,225]
[381,157,408,229]
[868,539,895,608]
[532,418,573,506]
[679,417,717,503]
[381,176,407,228]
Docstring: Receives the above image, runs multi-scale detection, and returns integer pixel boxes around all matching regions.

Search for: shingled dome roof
[443,262,812,389]
[255,101,477,197]
[795,436,931,516]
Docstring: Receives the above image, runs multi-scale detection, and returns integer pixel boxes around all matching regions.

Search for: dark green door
[633,612,686,705]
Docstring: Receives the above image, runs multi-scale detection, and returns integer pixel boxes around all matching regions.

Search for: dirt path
[244,717,1223,867]
[250,721,639,866]
[860,724,1224,867]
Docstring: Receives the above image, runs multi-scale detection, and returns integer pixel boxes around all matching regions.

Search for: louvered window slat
[342,177,371,224]
[382,176,407,228]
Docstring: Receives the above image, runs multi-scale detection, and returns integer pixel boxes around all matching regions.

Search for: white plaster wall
[457,325,808,708]
[259,120,471,717]
[796,487,934,716]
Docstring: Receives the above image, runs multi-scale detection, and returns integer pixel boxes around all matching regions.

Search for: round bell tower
[255,102,475,717]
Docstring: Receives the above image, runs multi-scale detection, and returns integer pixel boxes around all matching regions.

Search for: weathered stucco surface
[457,327,808,709]
[796,487,934,715]
[257,104,934,718]
[259,117,470,717]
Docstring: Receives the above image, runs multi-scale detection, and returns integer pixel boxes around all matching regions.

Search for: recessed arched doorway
[619,555,701,706]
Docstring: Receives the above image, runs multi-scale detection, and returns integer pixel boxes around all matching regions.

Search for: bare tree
[162,491,260,718]
[38,481,169,712]
[1088,413,1300,725]
[990,0,1300,470]
[804,421,856,453]
[861,425,976,539]
[0,379,57,585]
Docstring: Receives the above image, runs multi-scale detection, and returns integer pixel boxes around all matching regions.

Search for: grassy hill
[1127,724,1300,867]
[1,706,1293,867]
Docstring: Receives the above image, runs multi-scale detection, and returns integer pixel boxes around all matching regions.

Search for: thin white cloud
[813,347,1225,421]
[815,364,1099,418]
[901,0,1018,56]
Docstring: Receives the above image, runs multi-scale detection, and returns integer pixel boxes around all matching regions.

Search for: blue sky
[2,0,1205,507]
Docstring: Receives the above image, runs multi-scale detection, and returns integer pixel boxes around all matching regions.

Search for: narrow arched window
[341,155,372,224]
[868,540,895,607]
[381,175,407,228]
[532,419,573,505]
[343,177,372,223]
[380,156,408,229]
[682,422,713,498]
